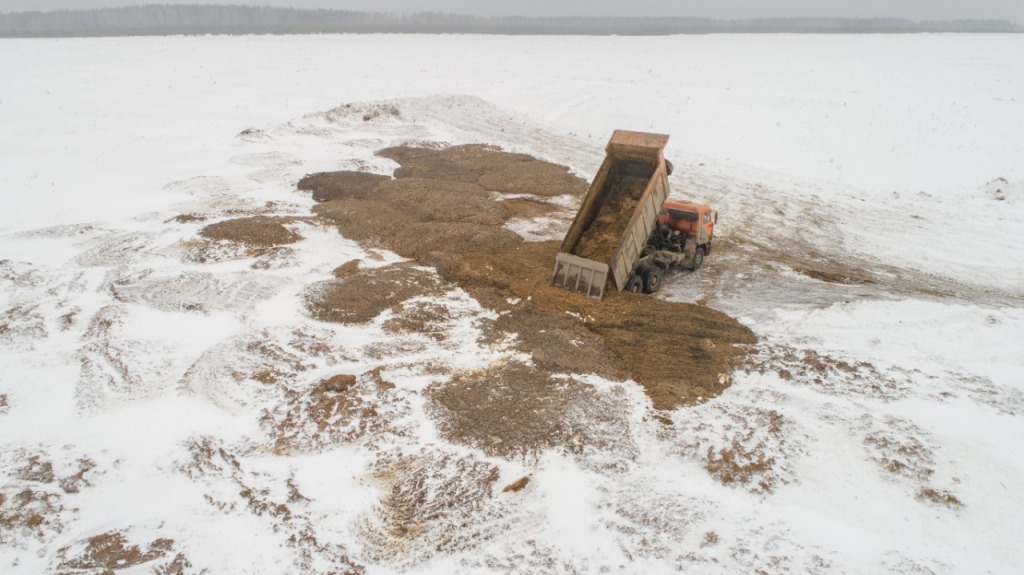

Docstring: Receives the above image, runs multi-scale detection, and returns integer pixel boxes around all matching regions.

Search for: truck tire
[692,248,704,270]
[665,159,674,176]
[625,275,643,293]
[643,267,662,294]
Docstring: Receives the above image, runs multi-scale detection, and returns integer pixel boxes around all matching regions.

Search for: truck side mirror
[713,211,719,224]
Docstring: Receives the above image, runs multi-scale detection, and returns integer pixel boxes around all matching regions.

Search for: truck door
[695,209,711,246]
[702,210,714,239]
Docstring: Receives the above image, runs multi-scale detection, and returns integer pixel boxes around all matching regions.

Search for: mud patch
[0,486,65,545]
[795,265,877,285]
[675,403,805,494]
[199,216,302,247]
[332,259,362,278]
[497,197,562,219]
[382,299,456,339]
[297,171,391,202]
[181,239,295,266]
[478,160,589,197]
[474,295,624,380]
[53,531,187,574]
[261,368,406,454]
[377,143,533,183]
[428,362,636,463]
[304,263,446,324]
[314,179,523,261]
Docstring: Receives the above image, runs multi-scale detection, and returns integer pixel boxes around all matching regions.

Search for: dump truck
[551,130,716,299]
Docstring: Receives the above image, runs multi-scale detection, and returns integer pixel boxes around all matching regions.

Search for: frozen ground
[1,34,1023,574]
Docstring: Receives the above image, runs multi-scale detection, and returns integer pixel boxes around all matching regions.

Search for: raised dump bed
[551,131,671,299]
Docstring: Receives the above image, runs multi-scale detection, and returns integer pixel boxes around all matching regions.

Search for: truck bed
[552,131,670,299]
[573,170,652,261]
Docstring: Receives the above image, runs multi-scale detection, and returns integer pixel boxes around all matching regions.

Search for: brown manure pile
[199,216,301,247]
[297,171,391,203]
[306,144,755,413]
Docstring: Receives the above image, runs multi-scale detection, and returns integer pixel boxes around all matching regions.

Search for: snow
[1,33,1023,574]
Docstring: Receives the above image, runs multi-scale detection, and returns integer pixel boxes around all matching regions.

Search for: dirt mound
[297,171,391,202]
[303,263,446,324]
[428,360,637,462]
[497,198,562,218]
[474,293,625,381]
[314,192,522,261]
[377,144,532,183]
[309,144,755,413]
[478,160,589,197]
[429,361,588,458]
[199,216,302,247]
[264,369,400,455]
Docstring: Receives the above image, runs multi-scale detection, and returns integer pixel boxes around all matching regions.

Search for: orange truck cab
[649,199,717,269]
[657,200,717,247]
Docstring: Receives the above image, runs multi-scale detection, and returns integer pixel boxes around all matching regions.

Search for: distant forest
[1,5,1021,37]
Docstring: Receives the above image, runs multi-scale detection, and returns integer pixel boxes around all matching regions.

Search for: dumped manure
[297,171,391,203]
[304,144,755,413]
[199,216,301,247]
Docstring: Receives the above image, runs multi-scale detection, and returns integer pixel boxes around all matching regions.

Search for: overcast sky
[1,0,1021,23]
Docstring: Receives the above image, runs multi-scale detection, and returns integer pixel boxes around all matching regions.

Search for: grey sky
[1,0,1021,23]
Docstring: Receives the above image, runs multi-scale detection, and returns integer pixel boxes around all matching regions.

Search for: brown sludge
[298,171,391,203]
[306,143,755,413]
[199,216,302,247]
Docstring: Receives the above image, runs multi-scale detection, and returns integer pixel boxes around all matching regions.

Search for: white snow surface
[0,33,1022,574]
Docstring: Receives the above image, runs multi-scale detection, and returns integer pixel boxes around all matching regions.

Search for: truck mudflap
[551,252,609,300]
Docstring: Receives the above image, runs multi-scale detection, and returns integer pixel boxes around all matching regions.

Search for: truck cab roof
[662,199,710,213]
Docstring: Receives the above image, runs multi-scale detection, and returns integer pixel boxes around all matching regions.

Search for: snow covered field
[1,33,1023,574]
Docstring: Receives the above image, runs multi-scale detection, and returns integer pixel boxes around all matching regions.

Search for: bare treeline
[1,5,1020,37]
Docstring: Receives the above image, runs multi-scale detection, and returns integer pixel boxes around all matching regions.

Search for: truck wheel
[692,249,704,270]
[665,159,675,176]
[626,275,643,293]
[643,267,662,294]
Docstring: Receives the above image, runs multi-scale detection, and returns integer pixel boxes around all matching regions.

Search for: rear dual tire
[625,275,643,293]
[642,267,662,294]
